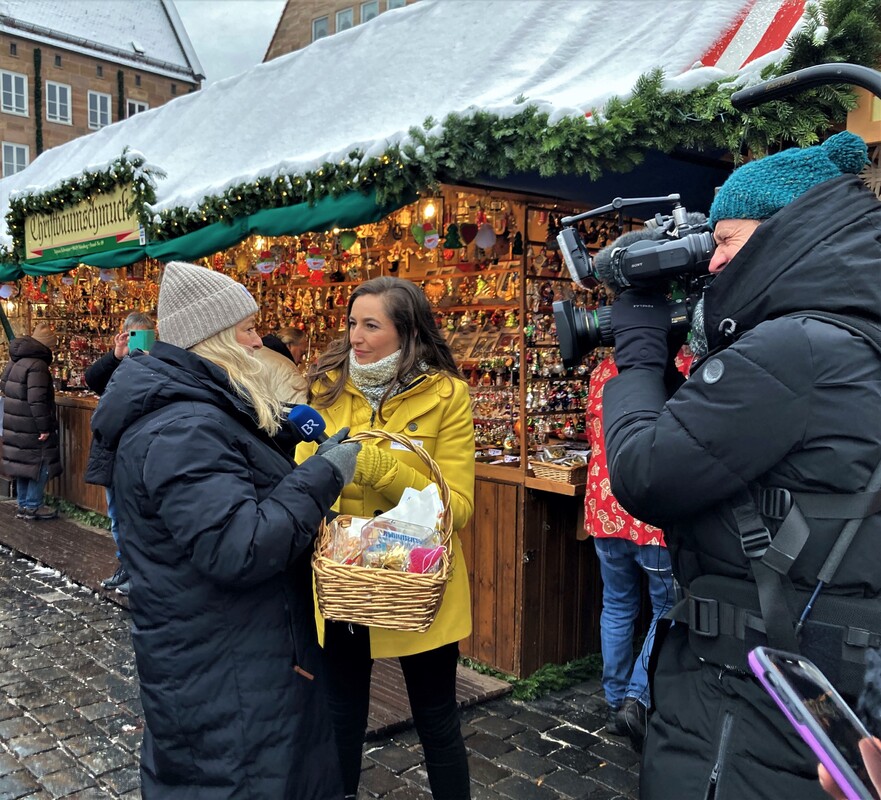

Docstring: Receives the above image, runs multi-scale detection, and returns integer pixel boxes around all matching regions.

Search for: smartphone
[128,329,155,353]
[749,646,880,800]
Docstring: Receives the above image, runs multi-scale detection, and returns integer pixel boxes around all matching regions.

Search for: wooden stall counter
[461,462,598,678]
[50,392,106,514]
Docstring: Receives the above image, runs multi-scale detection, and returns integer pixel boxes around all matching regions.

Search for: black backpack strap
[729,488,801,651]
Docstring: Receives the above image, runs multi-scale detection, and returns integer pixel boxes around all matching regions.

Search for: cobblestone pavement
[0,546,639,800]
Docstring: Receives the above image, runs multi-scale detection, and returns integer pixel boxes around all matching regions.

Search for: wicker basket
[529,459,588,485]
[312,430,453,632]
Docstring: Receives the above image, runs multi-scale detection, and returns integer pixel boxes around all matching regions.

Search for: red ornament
[308,269,325,286]
[297,261,310,276]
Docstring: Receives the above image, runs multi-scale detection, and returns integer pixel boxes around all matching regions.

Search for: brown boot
[32,505,58,520]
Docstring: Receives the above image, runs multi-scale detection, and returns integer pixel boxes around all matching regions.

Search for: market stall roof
[0,0,203,81]
[0,0,809,265]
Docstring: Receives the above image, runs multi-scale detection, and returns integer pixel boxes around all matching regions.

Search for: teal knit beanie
[709,131,869,228]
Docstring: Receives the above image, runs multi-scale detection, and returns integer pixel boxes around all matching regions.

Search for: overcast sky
[174,0,287,85]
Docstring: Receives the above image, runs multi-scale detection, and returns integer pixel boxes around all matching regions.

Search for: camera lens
[552,301,614,367]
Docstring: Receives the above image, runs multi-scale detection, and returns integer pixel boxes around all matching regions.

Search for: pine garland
[2,0,879,265]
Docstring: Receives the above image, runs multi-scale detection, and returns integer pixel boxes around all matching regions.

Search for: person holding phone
[85,311,155,595]
[751,647,881,800]
[821,740,881,799]
[601,131,881,799]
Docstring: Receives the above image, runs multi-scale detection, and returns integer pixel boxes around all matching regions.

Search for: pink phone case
[748,648,875,800]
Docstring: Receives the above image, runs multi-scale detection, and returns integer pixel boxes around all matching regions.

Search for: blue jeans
[105,486,120,558]
[593,537,674,709]
[17,461,50,511]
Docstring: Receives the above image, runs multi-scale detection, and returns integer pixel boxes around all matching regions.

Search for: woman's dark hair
[307,276,462,413]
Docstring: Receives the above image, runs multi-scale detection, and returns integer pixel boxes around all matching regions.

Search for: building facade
[0,0,202,178]
[264,0,417,60]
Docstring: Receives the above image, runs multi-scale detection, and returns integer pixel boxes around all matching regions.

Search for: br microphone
[287,404,328,443]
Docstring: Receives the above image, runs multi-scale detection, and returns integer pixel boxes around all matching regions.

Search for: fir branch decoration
[4,0,880,260]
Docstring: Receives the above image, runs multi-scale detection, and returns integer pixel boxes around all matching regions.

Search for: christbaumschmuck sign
[24,183,146,263]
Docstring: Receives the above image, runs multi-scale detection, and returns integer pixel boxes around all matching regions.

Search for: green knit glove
[354,445,397,487]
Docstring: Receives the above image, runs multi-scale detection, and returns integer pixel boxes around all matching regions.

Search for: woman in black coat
[89,261,360,800]
[0,322,61,520]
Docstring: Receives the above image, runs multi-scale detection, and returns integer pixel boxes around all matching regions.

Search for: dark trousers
[323,621,470,800]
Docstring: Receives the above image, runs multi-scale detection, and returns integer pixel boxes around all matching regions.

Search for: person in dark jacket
[89,261,360,800]
[0,322,61,520]
[85,311,155,595]
[602,131,881,799]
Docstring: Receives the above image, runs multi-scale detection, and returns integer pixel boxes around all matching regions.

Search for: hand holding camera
[610,290,673,372]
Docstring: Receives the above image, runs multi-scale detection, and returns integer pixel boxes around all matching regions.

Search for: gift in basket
[312,430,454,632]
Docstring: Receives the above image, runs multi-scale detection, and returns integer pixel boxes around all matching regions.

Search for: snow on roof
[0,0,202,77]
[0,0,804,249]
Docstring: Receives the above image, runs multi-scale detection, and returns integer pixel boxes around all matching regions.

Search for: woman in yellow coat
[297,276,474,800]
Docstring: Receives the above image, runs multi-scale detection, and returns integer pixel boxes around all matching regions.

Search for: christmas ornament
[443,223,462,249]
[512,232,523,255]
[338,230,358,250]
[459,223,478,245]
[423,222,439,250]
[305,246,325,271]
[410,223,426,246]
[475,223,497,249]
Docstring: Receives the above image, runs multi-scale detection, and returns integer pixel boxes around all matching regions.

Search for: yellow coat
[296,372,475,658]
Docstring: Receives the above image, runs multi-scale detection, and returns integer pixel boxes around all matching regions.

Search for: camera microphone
[287,404,328,443]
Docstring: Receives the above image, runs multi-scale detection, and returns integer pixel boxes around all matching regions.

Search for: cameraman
[602,131,881,799]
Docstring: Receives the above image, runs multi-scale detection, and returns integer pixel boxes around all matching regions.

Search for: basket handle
[344,430,453,542]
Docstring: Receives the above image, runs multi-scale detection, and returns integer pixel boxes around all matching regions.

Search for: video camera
[552,194,715,367]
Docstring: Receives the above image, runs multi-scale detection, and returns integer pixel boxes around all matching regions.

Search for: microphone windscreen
[287,404,328,442]
[593,228,664,293]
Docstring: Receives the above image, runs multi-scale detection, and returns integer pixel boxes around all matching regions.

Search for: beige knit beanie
[31,322,57,349]
[158,261,258,350]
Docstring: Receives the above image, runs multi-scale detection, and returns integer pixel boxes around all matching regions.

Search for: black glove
[610,290,671,372]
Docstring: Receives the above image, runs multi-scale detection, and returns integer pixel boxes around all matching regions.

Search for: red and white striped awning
[698,0,807,72]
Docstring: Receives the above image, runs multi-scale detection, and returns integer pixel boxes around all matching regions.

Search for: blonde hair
[191,326,282,436]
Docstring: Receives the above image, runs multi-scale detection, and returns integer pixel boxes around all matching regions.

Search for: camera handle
[731,62,881,109]
[561,194,681,227]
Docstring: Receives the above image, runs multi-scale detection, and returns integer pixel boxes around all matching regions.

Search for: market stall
[1,0,876,676]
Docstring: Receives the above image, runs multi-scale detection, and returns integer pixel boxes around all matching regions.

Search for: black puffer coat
[603,176,881,799]
[0,336,61,480]
[90,342,344,800]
